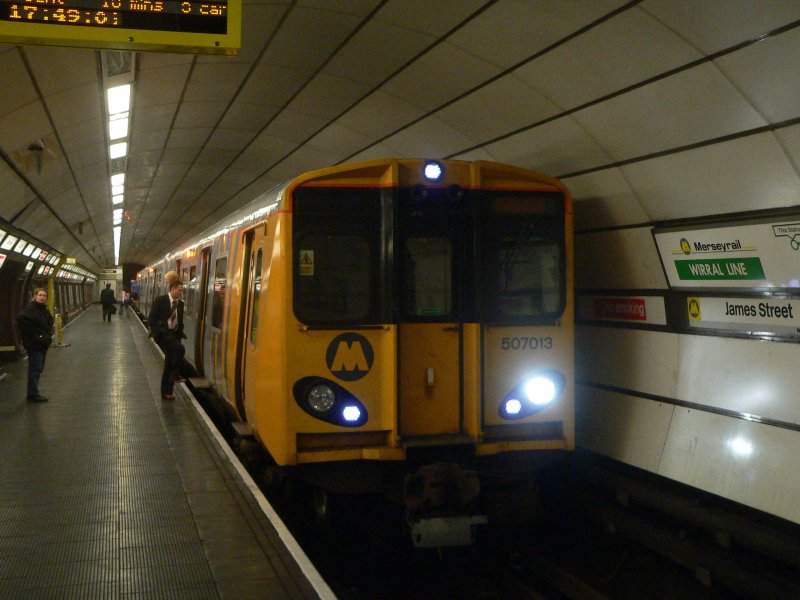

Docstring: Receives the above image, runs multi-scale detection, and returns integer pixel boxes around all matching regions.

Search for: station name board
[0,0,240,54]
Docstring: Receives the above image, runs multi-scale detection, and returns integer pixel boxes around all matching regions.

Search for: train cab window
[292,186,384,325]
[480,192,566,322]
[295,235,370,321]
[249,248,263,344]
[212,257,228,329]
[401,237,452,317]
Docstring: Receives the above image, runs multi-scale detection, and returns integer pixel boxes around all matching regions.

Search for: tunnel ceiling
[1,0,799,272]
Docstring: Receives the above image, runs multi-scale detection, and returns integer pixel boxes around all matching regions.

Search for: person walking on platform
[121,289,130,317]
[16,288,54,403]
[100,283,116,322]
[148,271,186,400]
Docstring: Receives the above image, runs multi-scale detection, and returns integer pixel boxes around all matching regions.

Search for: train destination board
[0,0,240,54]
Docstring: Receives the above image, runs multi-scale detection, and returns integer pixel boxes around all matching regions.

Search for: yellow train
[138,158,574,544]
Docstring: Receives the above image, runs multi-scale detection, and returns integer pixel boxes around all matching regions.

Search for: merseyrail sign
[0,0,241,54]
[654,218,800,289]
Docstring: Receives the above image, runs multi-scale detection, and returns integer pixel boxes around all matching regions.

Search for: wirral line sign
[653,219,800,289]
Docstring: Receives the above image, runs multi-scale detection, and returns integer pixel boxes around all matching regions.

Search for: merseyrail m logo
[326,333,374,381]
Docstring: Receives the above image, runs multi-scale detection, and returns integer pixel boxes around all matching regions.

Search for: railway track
[190,382,800,600]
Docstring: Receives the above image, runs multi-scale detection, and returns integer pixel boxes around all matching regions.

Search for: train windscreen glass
[481,191,566,322]
[292,187,383,325]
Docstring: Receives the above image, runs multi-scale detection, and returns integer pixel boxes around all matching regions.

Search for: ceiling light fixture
[102,51,135,268]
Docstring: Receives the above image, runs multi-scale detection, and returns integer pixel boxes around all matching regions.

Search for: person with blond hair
[147,271,186,399]
[17,288,54,402]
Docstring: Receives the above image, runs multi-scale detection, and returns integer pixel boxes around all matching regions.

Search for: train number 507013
[500,336,553,350]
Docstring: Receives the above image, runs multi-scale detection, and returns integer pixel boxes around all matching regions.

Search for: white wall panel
[575,227,667,290]
[449,0,626,69]
[573,63,767,161]
[576,327,678,399]
[381,44,498,112]
[484,117,610,177]
[516,7,701,110]
[570,168,650,230]
[435,76,560,145]
[621,133,800,219]
[577,386,675,472]
[658,409,800,524]
[775,123,800,175]
[642,0,800,55]
[675,334,800,424]
[716,28,800,123]
[0,51,38,116]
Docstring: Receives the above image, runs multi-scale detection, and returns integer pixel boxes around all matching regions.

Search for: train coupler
[403,462,487,547]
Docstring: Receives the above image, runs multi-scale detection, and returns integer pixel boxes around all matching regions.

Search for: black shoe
[27,395,48,402]
[161,393,175,400]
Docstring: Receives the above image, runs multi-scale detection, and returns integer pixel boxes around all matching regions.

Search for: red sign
[592,297,647,321]
[0,253,6,270]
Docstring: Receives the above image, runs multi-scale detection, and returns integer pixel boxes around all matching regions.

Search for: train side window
[249,248,263,345]
[295,235,370,322]
[212,257,228,329]
[186,265,197,315]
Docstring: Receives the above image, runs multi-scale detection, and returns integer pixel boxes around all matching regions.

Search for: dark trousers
[26,347,47,399]
[156,334,185,395]
[102,304,114,321]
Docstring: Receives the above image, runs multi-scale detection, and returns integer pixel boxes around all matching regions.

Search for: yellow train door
[232,225,270,423]
[399,323,462,436]
[397,232,465,438]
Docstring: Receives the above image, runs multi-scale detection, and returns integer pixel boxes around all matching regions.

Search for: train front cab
[280,160,574,485]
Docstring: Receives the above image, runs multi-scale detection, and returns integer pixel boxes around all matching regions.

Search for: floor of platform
[0,304,330,599]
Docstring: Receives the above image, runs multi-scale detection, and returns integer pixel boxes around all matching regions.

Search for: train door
[194,248,211,374]
[397,189,471,438]
[233,230,254,418]
[240,227,267,421]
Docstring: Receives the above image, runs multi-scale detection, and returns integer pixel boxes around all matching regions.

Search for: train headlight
[499,370,566,420]
[293,377,368,427]
[308,384,335,412]
[342,405,361,422]
[423,161,444,182]
[524,376,557,406]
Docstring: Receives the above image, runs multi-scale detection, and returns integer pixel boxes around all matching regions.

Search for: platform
[0,304,333,599]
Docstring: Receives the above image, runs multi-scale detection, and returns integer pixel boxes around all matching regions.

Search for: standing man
[148,271,186,400]
[100,283,116,322]
[17,288,54,403]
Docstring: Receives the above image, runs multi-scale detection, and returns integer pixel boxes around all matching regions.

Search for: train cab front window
[481,192,566,322]
[293,186,384,325]
[295,235,370,321]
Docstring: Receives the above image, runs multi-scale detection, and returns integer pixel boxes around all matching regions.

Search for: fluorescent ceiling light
[112,184,124,196]
[109,116,129,140]
[109,142,127,159]
[111,173,125,186]
[113,225,121,265]
[113,209,123,218]
[107,84,131,115]
[112,195,124,205]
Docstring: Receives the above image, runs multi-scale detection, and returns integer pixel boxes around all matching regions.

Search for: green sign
[674,257,765,281]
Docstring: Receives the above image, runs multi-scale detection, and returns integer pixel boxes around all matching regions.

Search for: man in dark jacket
[147,272,186,399]
[100,283,116,321]
[17,288,54,402]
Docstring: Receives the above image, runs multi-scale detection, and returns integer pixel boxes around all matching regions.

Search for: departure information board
[0,0,240,54]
